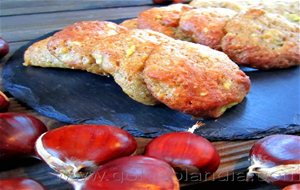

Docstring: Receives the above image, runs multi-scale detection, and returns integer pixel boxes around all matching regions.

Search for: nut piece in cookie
[92,29,172,105]
[143,40,251,118]
[138,4,194,39]
[48,21,127,75]
[120,18,138,29]
[179,8,236,50]
[24,37,69,69]
[221,8,300,70]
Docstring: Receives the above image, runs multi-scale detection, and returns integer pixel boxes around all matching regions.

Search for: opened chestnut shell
[144,132,220,175]
[79,156,179,190]
[247,134,300,187]
[35,124,137,179]
[0,178,46,190]
[0,113,47,160]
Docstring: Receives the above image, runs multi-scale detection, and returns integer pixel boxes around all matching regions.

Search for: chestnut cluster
[0,111,220,189]
[0,92,299,189]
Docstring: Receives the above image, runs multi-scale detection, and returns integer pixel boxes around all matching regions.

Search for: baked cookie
[190,0,300,23]
[143,40,251,118]
[92,29,172,105]
[221,8,300,69]
[137,4,194,39]
[256,0,300,23]
[120,18,138,29]
[179,8,236,50]
[48,21,127,75]
[189,0,254,11]
[24,37,69,69]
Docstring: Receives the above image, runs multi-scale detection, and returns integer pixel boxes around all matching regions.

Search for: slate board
[3,28,300,140]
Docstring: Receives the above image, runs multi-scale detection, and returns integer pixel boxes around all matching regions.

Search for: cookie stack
[122,1,300,69]
[24,21,250,118]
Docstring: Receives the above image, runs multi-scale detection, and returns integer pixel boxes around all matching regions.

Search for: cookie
[221,8,300,69]
[179,8,236,50]
[120,18,138,29]
[92,29,172,105]
[189,0,253,11]
[24,37,68,69]
[137,4,194,39]
[48,21,127,75]
[189,0,300,23]
[143,40,251,118]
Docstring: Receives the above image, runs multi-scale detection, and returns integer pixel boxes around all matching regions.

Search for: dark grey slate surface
[3,22,300,140]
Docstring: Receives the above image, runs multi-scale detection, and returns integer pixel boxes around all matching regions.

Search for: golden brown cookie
[221,8,300,69]
[190,0,300,23]
[137,4,194,39]
[179,8,236,50]
[143,40,251,118]
[189,0,253,11]
[120,18,138,29]
[256,0,300,23]
[92,29,172,105]
[24,37,69,69]
[48,21,127,75]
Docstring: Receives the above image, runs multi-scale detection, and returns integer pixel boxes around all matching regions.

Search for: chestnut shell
[0,91,9,112]
[250,134,300,166]
[144,132,220,175]
[283,184,300,190]
[82,156,179,190]
[35,124,137,179]
[0,178,46,190]
[248,134,300,187]
[0,38,9,58]
[0,113,47,160]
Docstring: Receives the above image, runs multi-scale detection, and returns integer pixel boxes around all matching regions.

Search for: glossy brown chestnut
[152,0,190,4]
[78,156,179,190]
[0,91,9,112]
[35,124,137,179]
[144,131,220,175]
[283,184,300,190]
[0,178,46,190]
[0,113,47,160]
[0,37,9,58]
[247,134,300,188]
[172,0,191,3]
[152,0,172,4]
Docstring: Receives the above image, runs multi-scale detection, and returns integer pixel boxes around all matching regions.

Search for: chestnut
[78,156,179,190]
[0,113,47,160]
[35,124,137,179]
[144,131,220,176]
[172,0,191,3]
[283,184,300,190]
[152,0,190,4]
[0,91,9,112]
[0,178,46,190]
[0,37,9,58]
[247,134,300,188]
[152,0,172,5]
